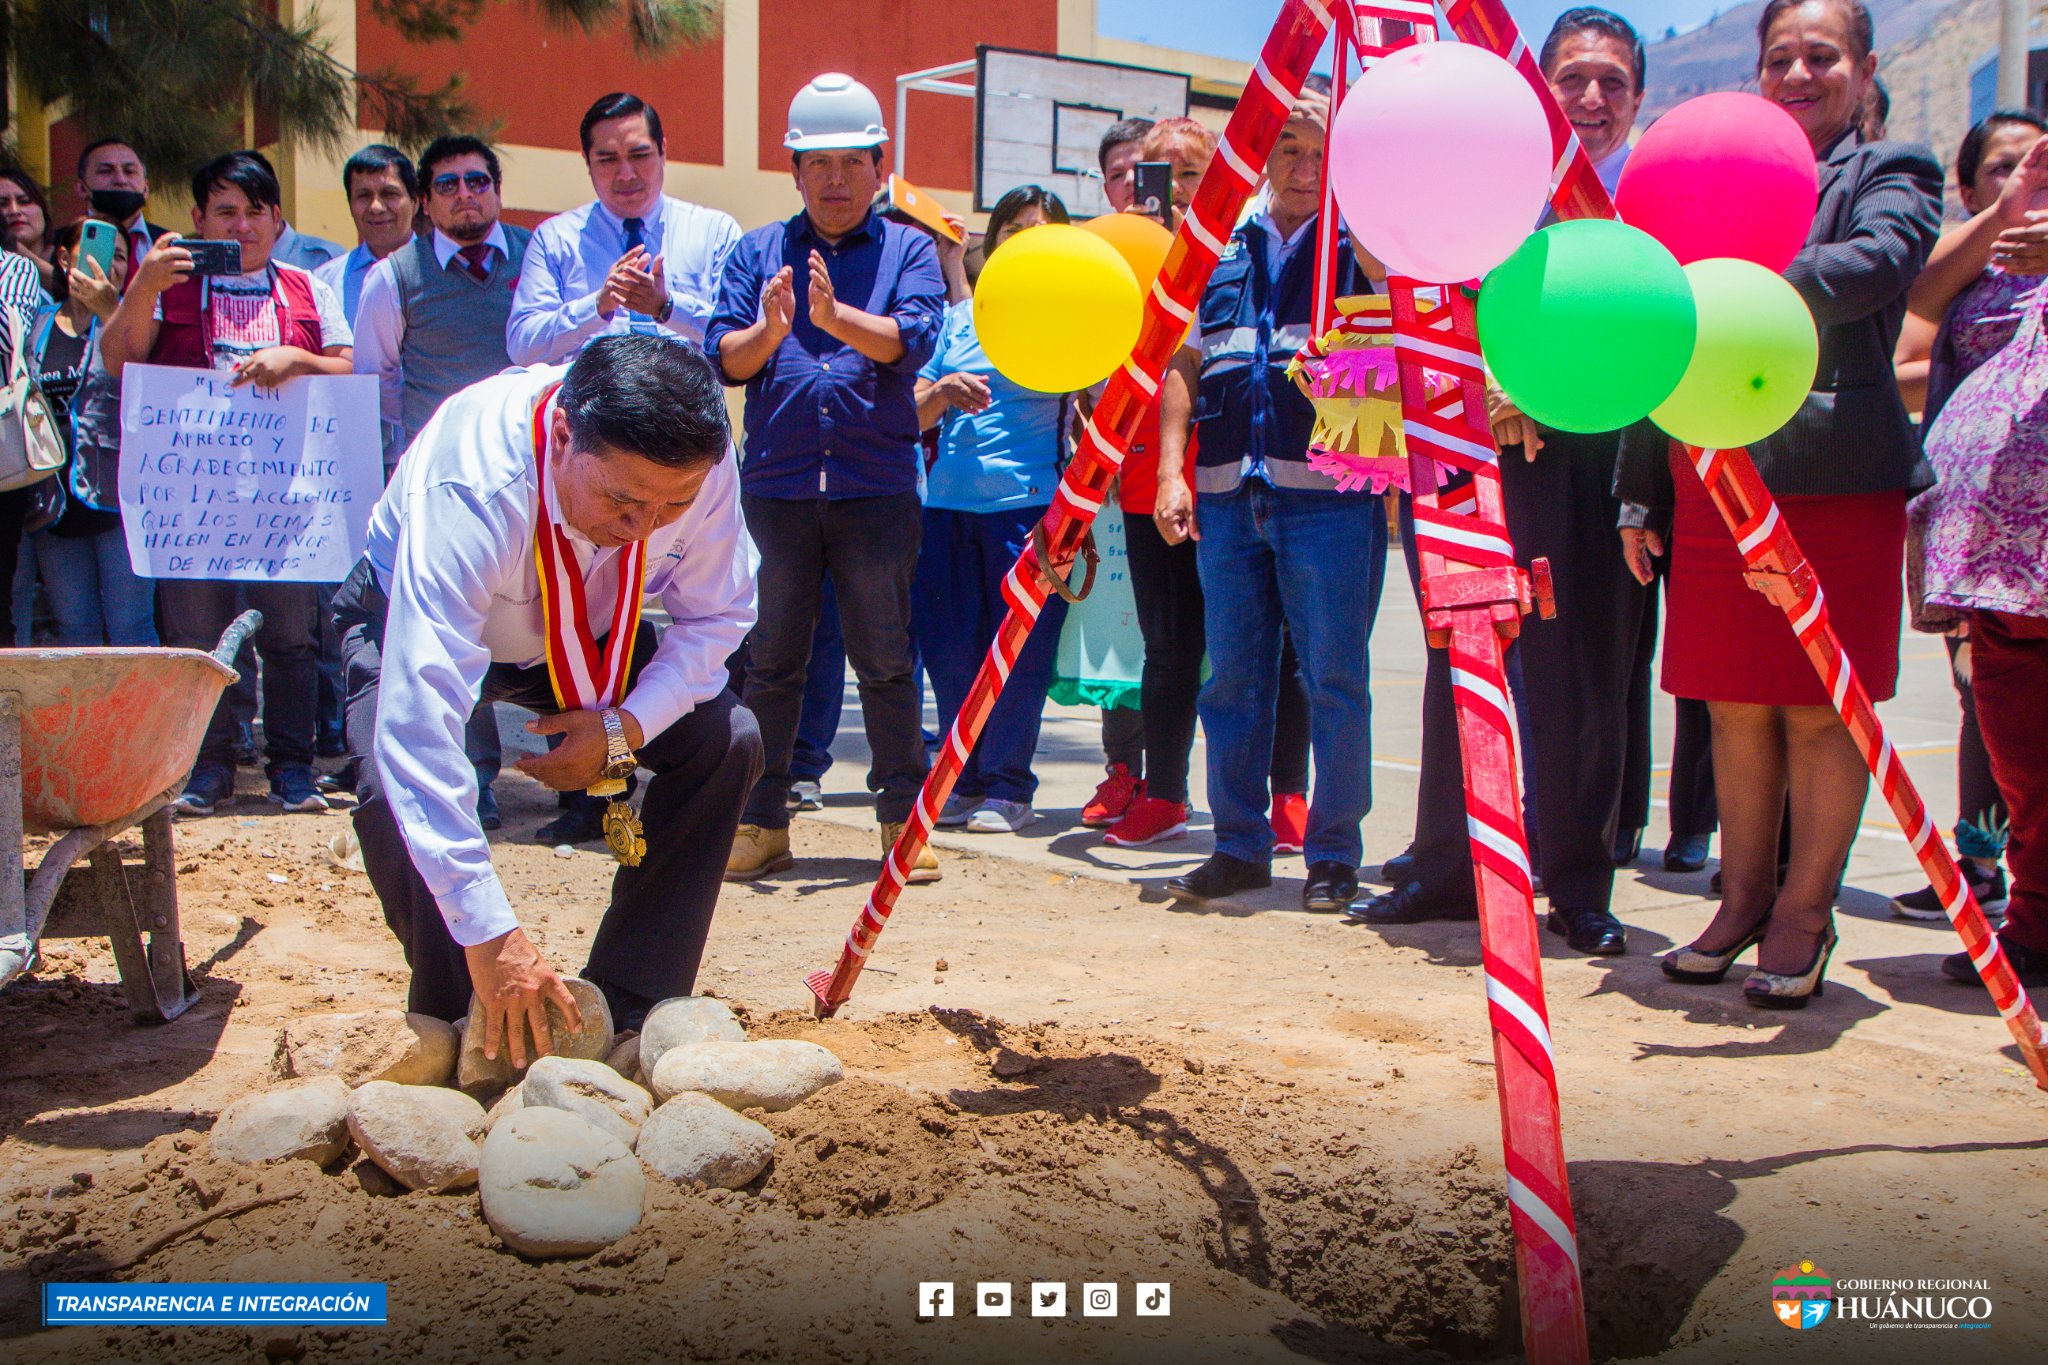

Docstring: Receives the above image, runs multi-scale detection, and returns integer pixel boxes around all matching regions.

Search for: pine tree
[2,0,721,179]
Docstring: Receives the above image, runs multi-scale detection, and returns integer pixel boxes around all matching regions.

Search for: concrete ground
[791,552,1969,935]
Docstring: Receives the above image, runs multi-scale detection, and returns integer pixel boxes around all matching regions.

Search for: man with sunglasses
[508,92,742,367]
[352,134,531,834]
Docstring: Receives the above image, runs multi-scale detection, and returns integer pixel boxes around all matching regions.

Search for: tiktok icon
[1135,1282,1172,1316]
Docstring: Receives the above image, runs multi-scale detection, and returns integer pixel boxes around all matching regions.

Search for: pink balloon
[1330,43,1553,285]
[1615,92,1819,273]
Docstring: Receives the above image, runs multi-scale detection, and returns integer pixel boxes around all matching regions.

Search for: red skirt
[1663,457,1905,707]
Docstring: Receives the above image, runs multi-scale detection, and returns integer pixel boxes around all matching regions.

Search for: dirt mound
[3,1008,1535,1363]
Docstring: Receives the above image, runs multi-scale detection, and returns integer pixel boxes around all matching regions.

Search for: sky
[1096,0,1733,60]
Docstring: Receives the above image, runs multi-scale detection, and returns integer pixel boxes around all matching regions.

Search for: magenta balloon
[1615,92,1819,273]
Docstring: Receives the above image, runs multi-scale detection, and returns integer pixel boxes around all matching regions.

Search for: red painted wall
[756,0,1060,188]
[355,2,725,165]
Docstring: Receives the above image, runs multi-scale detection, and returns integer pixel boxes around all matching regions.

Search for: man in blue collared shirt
[706,72,945,883]
[508,92,742,365]
[315,145,418,327]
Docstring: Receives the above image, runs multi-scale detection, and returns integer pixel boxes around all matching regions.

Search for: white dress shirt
[364,364,757,946]
[353,224,514,461]
[506,194,741,365]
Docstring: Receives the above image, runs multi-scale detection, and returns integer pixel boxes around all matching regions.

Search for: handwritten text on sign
[119,365,382,582]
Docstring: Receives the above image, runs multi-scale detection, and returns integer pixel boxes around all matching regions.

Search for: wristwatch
[654,297,675,325]
[599,707,637,781]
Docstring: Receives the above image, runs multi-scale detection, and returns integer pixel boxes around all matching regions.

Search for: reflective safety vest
[1192,218,1366,495]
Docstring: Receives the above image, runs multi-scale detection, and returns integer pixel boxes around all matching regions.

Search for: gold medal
[602,799,647,867]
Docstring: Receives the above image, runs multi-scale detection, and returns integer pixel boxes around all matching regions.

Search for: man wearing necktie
[333,335,760,1046]
[507,92,743,366]
[354,135,536,834]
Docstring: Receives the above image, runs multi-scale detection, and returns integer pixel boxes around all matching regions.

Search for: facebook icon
[917,1283,954,1319]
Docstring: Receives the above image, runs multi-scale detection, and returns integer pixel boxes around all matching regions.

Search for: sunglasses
[431,171,495,196]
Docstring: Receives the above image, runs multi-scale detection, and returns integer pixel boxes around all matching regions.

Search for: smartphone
[78,219,119,278]
[1133,161,1173,228]
[172,238,244,276]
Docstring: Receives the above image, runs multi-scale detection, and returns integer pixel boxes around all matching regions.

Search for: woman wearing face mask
[27,221,154,646]
[1617,0,1943,1008]
[0,170,57,296]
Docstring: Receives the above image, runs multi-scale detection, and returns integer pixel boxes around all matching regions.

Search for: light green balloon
[1476,219,1697,433]
[1651,257,1819,449]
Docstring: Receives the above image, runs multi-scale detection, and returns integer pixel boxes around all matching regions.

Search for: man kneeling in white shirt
[333,335,761,1059]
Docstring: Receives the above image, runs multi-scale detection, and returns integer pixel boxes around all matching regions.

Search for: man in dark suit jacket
[75,138,170,285]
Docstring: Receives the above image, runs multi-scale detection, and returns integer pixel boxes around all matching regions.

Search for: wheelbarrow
[0,610,262,1022]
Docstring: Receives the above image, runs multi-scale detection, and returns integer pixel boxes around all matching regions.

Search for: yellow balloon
[973,224,1142,392]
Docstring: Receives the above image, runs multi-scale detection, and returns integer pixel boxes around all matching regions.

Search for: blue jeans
[35,527,158,646]
[912,505,1067,804]
[1196,479,1387,865]
[792,577,845,782]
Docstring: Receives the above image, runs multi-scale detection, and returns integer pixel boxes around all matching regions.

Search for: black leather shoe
[1345,880,1478,925]
[1165,853,1272,903]
[1302,861,1360,913]
[1612,827,1644,866]
[1379,846,1418,883]
[1546,906,1628,955]
[477,786,502,832]
[535,804,606,845]
[316,761,358,795]
[1663,833,1711,872]
[1945,937,2048,988]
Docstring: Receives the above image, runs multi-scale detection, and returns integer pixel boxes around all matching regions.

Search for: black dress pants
[1499,431,1650,914]
[333,559,763,1021]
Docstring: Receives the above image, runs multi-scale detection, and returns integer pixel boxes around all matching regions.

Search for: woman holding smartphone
[27,221,155,645]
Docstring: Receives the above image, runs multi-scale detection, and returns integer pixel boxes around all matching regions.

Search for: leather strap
[1031,521,1098,604]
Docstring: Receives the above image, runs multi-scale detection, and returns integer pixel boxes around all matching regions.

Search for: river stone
[520,1056,652,1147]
[457,979,612,1094]
[210,1078,351,1167]
[274,1010,459,1088]
[478,1107,643,1258]
[483,1083,524,1131]
[636,1092,775,1190]
[637,996,746,1077]
[346,1082,487,1192]
[648,1040,843,1112]
[603,1031,641,1080]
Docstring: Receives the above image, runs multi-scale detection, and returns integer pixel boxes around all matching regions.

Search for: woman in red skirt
[1615,0,1942,1007]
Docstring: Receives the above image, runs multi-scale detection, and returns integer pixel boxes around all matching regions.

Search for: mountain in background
[1641,0,2018,186]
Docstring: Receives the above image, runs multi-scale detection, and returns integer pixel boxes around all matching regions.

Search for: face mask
[89,189,147,221]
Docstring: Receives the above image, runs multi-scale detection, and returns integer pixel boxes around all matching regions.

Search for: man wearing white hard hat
[707,73,947,883]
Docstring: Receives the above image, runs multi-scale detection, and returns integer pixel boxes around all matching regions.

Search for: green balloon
[1477,219,1697,433]
[1651,257,1819,450]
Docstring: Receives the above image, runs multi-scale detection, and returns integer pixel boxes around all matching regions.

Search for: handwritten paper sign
[119,365,383,582]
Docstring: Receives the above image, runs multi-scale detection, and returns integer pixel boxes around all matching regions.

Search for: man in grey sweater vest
[354,135,534,835]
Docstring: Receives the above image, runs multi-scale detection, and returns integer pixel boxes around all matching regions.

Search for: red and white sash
[531,383,646,711]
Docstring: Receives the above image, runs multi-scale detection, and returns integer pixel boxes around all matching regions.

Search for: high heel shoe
[1742,926,1839,1010]
[1661,912,1772,984]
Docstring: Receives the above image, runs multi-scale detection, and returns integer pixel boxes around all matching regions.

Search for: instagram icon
[1081,1283,1118,1317]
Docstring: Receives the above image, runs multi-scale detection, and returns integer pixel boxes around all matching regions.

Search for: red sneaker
[1103,795,1190,847]
[1271,790,1308,856]
[1082,763,1141,827]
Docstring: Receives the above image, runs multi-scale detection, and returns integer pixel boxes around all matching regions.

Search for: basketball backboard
[974,46,1190,217]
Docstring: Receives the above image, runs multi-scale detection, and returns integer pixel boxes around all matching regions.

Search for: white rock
[346,1082,486,1192]
[636,1093,775,1190]
[637,996,745,1077]
[648,1039,843,1112]
[274,1010,459,1088]
[520,1056,652,1147]
[603,1031,641,1080]
[210,1078,350,1167]
[457,978,612,1094]
[478,1108,643,1258]
[483,1083,524,1131]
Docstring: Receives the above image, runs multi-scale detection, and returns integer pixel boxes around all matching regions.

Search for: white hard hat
[785,72,888,152]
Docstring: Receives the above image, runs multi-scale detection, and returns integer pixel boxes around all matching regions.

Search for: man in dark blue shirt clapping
[708,72,946,884]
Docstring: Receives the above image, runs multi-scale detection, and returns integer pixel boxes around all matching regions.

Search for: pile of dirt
[5,1008,1533,1363]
